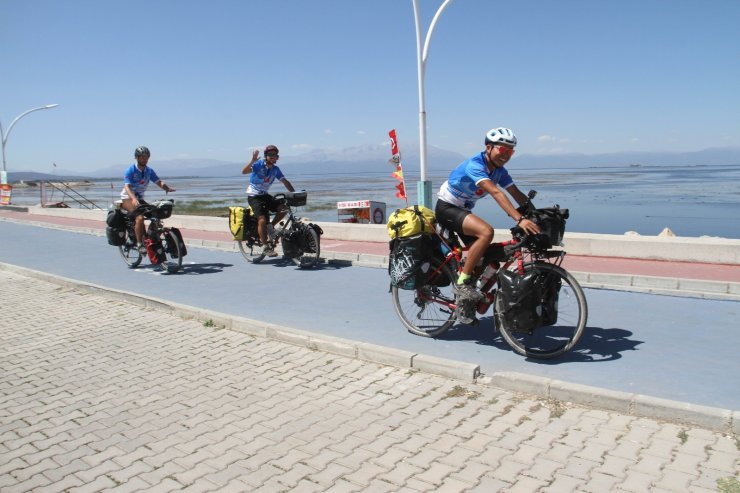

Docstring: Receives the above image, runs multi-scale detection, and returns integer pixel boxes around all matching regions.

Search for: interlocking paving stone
[1,269,738,492]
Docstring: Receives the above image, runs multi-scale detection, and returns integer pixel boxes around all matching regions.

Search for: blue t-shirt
[246,160,286,196]
[122,164,160,200]
[437,152,514,210]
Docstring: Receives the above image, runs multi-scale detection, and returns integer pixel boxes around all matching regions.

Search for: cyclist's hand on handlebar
[519,218,540,235]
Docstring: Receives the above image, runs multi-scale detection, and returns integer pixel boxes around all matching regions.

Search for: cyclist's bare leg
[460,214,494,277]
[121,198,145,245]
[256,215,269,244]
[271,205,287,226]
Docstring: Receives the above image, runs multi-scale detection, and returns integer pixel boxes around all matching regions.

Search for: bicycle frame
[426,231,566,314]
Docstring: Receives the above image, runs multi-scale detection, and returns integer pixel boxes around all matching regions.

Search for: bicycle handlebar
[128,198,174,219]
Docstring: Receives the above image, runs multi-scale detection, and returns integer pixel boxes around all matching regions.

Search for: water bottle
[476,263,498,291]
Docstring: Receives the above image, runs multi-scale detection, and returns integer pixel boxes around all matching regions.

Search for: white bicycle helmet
[484,127,517,147]
[134,146,151,158]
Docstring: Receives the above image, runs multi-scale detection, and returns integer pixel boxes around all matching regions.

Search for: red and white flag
[388,129,407,205]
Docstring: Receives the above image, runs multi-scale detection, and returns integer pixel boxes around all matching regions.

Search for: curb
[2,261,738,434]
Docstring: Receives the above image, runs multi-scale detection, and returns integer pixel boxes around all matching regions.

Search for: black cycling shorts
[247,194,283,219]
[435,199,477,246]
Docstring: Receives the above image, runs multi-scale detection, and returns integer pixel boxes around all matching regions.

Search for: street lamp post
[411,0,453,208]
[1,104,60,181]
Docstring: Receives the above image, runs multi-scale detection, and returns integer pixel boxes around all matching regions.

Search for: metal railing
[42,181,102,210]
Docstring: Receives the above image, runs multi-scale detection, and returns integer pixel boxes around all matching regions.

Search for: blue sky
[2,0,739,173]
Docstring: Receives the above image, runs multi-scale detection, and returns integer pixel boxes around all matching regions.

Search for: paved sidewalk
[1,269,738,492]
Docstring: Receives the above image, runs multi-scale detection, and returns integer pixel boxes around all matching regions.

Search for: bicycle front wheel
[495,262,587,359]
[118,233,142,268]
[392,260,457,338]
[238,239,266,263]
[160,229,183,273]
[290,226,320,269]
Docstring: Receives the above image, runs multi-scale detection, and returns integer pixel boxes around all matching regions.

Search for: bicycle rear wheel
[238,238,266,263]
[160,229,183,273]
[495,262,587,359]
[118,231,142,268]
[392,260,457,338]
[290,226,320,269]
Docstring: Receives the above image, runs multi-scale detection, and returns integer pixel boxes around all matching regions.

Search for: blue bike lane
[1,219,738,412]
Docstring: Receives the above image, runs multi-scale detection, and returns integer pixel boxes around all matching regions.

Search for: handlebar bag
[151,200,174,219]
[530,207,569,249]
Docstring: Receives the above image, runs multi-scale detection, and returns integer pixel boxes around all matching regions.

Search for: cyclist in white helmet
[435,128,540,316]
[120,146,175,254]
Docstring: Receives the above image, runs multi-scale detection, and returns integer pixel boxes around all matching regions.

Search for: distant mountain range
[7,145,740,183]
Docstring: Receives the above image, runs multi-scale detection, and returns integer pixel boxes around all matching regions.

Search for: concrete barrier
[23,205,740,265]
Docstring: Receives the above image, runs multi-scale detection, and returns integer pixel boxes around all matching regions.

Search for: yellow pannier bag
[229,206,252,241]
[387,205,437,240]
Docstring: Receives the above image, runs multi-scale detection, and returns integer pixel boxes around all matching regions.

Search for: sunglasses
[494,145,515,158]
[265,153,279,158]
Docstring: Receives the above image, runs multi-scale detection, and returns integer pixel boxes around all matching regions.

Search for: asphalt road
[1,220,738,411]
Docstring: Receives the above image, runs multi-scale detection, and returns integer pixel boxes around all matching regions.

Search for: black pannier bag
[106,226,126,246]
[496,268,544,333]
[166,227,187,258]
[281,228,302,258]
[106,209,126,246]
[540,271,562,326]
[497,267,564,332]
[528,207,569,250]
[388,234,433,290]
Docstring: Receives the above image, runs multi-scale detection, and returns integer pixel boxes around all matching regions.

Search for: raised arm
[242,149,260,174]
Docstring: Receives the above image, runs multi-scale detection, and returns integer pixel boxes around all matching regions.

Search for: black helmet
[134,146,151,158]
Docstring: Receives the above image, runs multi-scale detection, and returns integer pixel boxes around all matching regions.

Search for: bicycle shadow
[171,263,233,275]
[442,317,643,364]
[257,257,352,270]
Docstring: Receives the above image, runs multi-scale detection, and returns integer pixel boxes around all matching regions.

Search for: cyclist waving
[242,145,295,257]
[435,128,540,310]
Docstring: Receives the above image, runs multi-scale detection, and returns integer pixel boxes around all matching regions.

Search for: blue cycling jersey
[246,160,286,196]
[437,152,514,210]
[121,164,160,200]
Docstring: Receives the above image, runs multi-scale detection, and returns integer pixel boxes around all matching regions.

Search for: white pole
[411,0,453,208]
[1,104,60,175]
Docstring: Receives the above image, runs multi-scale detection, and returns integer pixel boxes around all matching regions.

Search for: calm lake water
[8,163,740,239]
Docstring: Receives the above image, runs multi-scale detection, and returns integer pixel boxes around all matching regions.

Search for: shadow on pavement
[178,263,234,275]
[441,318,644,364]
[253,258,351,270]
